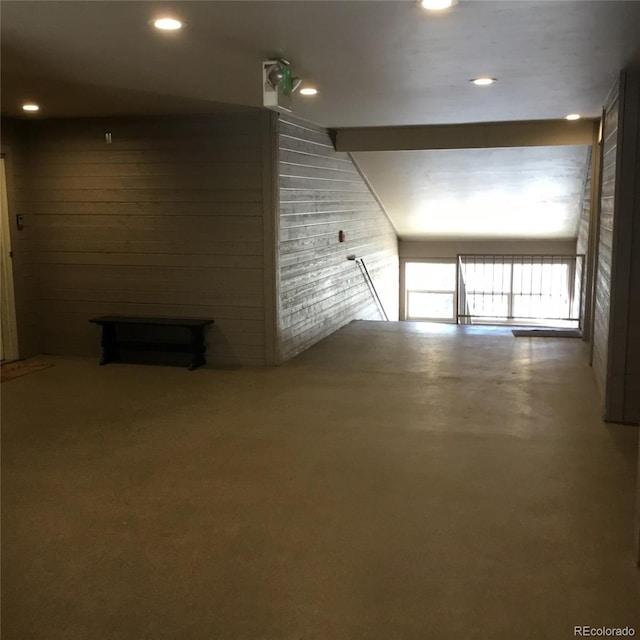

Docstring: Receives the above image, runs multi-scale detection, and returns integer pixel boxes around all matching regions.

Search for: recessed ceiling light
[299,88,318,96]
[22,103,40,112]
[153,17,182,30]
[471,77,496,86]
[565,113,581,121]
[420,0,458,10]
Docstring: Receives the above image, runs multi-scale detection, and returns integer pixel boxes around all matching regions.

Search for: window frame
[401,258,457,323]
[457,254,578,323]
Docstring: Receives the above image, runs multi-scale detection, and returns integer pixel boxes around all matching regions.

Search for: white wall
[400,239,578,259]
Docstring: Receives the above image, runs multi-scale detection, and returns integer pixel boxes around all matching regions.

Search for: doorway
[1,156,19,362]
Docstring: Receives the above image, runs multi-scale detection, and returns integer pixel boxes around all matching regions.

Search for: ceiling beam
[331,118,598,152]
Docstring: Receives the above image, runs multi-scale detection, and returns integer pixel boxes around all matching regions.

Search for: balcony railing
[456,254,584,326]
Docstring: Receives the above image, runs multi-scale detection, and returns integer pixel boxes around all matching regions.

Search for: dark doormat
[512,329,582,338]
[1,360,55,383]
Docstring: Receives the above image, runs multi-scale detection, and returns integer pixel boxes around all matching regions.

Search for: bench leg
[100,323,120,365]
[188,326,206,370]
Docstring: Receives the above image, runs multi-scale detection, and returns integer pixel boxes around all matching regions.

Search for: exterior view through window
[405,261,456,321]
[461,260,571,321]
[404,255,583,326]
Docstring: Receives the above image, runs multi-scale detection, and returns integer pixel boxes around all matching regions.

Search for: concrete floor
[2,321,639,639]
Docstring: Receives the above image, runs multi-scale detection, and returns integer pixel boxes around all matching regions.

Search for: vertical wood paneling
[21,113,269,367]
[277,115,398,361]
[592,92,618,396]
[1,118,39,357]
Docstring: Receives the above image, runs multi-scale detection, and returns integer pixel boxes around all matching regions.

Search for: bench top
[90,316,214,327]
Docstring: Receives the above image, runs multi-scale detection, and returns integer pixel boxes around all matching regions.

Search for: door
[1,157,19,362]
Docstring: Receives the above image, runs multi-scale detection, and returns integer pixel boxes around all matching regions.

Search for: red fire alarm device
[338,230,345,243]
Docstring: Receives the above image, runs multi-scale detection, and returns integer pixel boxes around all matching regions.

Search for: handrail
[348,255,389,321]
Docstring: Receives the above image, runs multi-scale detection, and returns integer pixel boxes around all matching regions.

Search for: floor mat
[512,329,582,338]
[1,360,54,383]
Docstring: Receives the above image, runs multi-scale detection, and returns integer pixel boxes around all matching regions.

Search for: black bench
[89,316,214,370]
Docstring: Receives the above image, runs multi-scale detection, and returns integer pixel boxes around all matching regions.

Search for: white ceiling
[2,1,636,241]
[354,146,591,240]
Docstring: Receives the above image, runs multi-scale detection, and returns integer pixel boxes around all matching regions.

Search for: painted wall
[277,114,399,361]
[400,239,578,259]
[1,118,39,358]
[593,90,619,396]
[17,112,275,367]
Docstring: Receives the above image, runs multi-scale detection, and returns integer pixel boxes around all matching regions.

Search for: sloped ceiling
[353,146,591,240]
[1,1,637,240]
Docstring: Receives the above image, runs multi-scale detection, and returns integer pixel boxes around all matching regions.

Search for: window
[458,255,579,324]
[462,260,511,318]
[404,261,456,321]
[512,262,569,319]
[404,255,582,325]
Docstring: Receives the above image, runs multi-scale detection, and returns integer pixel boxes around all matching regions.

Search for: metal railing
[456,254,585,326]
[348,255,389,320]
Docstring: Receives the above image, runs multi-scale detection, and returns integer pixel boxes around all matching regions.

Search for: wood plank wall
[605,70,640,424]
[576,149,592,256]
[576,147,592,328]
[626,74,640,423]
[592,91,618,396]
[277,114,399,361]
[1,118,39,357]
[17,112,272,367]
